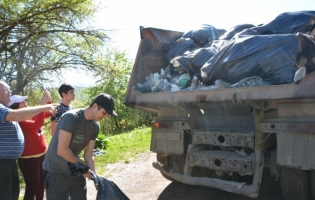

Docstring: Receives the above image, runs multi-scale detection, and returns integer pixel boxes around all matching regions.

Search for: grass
[94,127,152,175]
[18,127,152,199]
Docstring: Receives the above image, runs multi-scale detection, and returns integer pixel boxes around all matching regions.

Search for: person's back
[51,83,75,135]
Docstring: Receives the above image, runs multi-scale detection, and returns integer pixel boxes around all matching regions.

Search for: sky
[67,0,315,87]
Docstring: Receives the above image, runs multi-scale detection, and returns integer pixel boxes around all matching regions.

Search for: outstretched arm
[7,104,56,122]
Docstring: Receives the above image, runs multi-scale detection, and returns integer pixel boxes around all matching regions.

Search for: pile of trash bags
[137,11,315,93]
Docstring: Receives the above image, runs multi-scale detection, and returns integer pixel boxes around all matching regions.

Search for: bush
[95,134,109,150]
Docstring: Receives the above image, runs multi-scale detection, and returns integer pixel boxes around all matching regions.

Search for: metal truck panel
[153,149,264,198]
[192,130,255,148]
[277,133,315,169]
[189,102,255,130]
[187,150,255,175]
[150,130,184,154]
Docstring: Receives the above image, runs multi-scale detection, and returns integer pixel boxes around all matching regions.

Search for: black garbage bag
[171,47,217,76]
[171,40,230,77]
[163,38,198,63]
[68,162,90,177]
[182,24,226,47]
[219,24,255,40]
[90,171,130,200]
[253,11,315,35]
[234,28,262,38]
[201,33,315,86]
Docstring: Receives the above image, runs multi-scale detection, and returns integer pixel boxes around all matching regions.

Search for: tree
[83,50,154,135]
[0,0,110,94]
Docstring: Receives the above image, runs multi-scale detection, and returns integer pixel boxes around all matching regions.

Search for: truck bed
[124,27,315,112]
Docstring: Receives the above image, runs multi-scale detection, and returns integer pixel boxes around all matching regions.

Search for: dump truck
[123,26,315,199]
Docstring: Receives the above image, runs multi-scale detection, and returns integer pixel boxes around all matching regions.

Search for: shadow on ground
[157,168,284,200]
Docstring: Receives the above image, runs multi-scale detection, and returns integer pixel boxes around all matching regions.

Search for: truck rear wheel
[280,167,311,200]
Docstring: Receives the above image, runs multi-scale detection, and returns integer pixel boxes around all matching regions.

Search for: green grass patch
[94,127,151,175]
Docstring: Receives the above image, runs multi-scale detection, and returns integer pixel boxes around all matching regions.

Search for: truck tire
[311,170,315,199]
[280,167,311,200]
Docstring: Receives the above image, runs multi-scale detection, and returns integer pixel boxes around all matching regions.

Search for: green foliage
[0,0,110,94]
[94,127,151,175]
[82,50,155,135]
[95,134,109,150]
[23,85,59,106]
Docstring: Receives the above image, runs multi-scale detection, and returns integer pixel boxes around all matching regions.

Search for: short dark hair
[9,102,20,109]
[58,83,75,98]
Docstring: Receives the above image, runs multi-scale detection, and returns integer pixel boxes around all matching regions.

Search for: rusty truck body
[123,27,315,199]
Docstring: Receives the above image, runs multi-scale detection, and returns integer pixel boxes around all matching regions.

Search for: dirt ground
[86,152,284,200]
[86,151,170,200]
[20,151,284,200]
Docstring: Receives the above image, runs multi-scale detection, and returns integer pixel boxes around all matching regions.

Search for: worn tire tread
[280,167,311,200]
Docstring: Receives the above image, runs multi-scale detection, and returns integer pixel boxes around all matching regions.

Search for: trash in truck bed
[134,11,315,94]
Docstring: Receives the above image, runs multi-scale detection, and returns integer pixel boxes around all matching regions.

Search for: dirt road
[86,151,285,200]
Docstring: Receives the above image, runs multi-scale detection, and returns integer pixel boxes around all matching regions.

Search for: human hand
[40,89,52,105]
[83,169,91,180]
[43,104,57,114]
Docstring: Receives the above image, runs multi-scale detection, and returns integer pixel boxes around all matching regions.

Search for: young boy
[51,83,75,135]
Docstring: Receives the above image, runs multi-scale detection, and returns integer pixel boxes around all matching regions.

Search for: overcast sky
[67,0,315,87]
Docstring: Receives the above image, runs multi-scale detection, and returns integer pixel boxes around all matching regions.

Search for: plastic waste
[163,38,197,63]
[294,67,307,82]
[90,171,130,200]
[252,11,315,35]
[93,149,105,156]
[219,24,255,40]
[189,76,198,90]
[170,84,180,92]
[172,48,218,77]
[68,162,90,178]
[170,57,189,74]
[183,24,226,47]
[137,72,163,93]
[178,73,191,88]
[230,76,271,88]
[201,33,315,86]
[213,79,231,88]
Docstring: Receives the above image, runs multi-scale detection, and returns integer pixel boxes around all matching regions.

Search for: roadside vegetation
[2,1,155,199]
[94,127,152,175]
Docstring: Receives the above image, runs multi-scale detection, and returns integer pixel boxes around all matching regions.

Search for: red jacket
[18,112,50,157]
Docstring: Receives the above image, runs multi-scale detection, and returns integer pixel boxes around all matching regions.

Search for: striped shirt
[0,103,24,159]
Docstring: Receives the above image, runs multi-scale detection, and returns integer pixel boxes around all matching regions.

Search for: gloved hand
[68,162,90,177]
